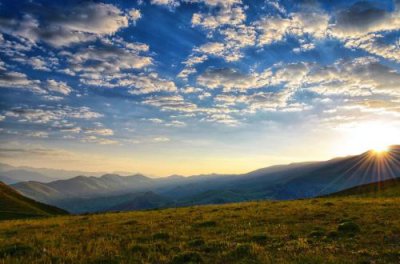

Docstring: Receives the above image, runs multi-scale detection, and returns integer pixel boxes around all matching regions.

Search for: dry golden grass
[1,197,399,263]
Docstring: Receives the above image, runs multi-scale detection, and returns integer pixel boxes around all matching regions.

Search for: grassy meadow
[0,197,399,263]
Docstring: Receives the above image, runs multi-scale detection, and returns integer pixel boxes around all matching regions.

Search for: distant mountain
[0,175,14,185]
[12,173,236,212]
[0,163,129,183]
[13,174,158,203]
[329,178,400,197]
[0,182,68,220]
[107,191,170,212]
[12,146,400,213]
[0,169,57,184]
[0,163,64,183]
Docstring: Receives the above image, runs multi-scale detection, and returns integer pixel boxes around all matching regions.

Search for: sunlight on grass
[0,197,399,263]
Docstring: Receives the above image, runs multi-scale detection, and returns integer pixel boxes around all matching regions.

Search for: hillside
[330,178,400,197]
[0,196,399,263]
[0,182,68,220]
[12,146,400,213]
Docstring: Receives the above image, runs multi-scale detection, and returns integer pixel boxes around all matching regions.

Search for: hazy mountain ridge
[10,146,400,213]
[0,163,134,183]
[0,165,58,184]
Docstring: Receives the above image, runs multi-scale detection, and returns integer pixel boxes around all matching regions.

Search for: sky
[0,0,400,176]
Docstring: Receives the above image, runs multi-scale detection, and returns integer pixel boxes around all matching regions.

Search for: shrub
[229,244,254,259]
[194,221,217,228]
[308,230,325,238]
[0,244,33,257]
[153,232,170,240]
[338,221,360,234]
[188,238,205,247]
[171,251,203,264]
[123,220,138,225]
[327,231,339,239]
[131,245,147,253]
[251,234,269,243]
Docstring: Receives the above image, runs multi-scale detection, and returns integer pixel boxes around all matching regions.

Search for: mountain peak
[101,174,122,179]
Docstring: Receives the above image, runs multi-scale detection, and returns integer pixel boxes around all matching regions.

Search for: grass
[0,182,68,220]
[0,197,399,263]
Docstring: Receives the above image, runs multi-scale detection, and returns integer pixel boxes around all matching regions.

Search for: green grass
[0,182,68,220]
[330,179,400,198]
[0,197,399,263]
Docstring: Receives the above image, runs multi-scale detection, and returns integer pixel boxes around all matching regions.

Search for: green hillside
[0,196,399,263]
[0,182,68,220]
[330,179,400,197]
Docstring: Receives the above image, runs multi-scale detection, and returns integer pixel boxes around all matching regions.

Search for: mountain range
[0,163,58,184]
[10,146,400,213]
[0,162,133,184]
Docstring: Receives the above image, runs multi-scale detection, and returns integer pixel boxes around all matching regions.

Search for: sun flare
[336,121,399,155]
[372,145,389,153]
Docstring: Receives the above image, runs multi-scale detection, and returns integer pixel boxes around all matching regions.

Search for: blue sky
[0,0,399,176]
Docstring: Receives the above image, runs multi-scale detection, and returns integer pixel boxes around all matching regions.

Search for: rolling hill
[0,182,68,220]
[11,146,400,213]
[329,178,400,197]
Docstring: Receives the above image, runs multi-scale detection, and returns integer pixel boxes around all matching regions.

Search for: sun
[371,145,389,154]
[336,121,398,155]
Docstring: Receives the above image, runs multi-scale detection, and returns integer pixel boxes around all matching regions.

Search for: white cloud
[67,42,152,75]
[143,94,198,113]
[82,135,119,145]
[197,68,272,91]
[191,5,245,30]
[42,95,64,101]
[4,106,103,124]
[151,0,180,8]
[329,2,400,62]
[344,33,400,62]
[0,3,136,47]
[178,55,208,79]
[194,41,242,62]
[331,2,400,38]
[46,79,72,95]
[129,9,142,22]
[255,10,329,46]
[220,24,256,49]
[147,118,164,123]
[153,136,171,142]
[84,128,114,136]
[12,56,56,71]
[181,86,202,93]
[166,120,186,127]
[0,69,44,93]
[306,57,400,97]
[127,72,177,94]
[188,0,241,7]
[27,131,49,138]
